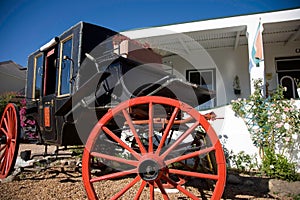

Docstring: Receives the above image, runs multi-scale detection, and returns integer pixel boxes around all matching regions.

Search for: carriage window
[187,69,216,109]
[59,37,73,96]
[34,54,43,99]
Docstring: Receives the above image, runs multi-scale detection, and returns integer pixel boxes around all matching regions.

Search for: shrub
[229,151,258,173]
[261,148,299,181]
[231,79,300,181]
[0,92,19,116]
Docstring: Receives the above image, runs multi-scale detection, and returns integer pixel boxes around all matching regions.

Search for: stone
[227,174,242,185]
[269,179,300,197]
[244,180,254,186]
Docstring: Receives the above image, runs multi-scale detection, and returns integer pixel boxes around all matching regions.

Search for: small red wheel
[82,96,226,199]
[0,103,21,179]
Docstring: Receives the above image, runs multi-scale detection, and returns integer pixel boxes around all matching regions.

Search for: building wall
[161,43,300,169]
[163,45,250,106]
[264,41,300,91]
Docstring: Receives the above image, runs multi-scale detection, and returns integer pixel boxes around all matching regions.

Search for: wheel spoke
[90,168,137,183]
[90,151,138,167]
[148,102,153,153]
[0,150,8,174]
[149,182,154,200]
[161,121,199,159]
[102,126,141,160]
[155,107,179,156]
[0,144,7,152]
[122,109,147,154]
[169,169,219,180]
[5,148,11,173]
[162,174,199,199]
[165,146,215,165]
[155,180,170,200]
[7,111,13,137]
[3,118,9,134]
[111,175,141,200]
[1,126,8,136]
[134,180,147,200]
[0,147,7,162]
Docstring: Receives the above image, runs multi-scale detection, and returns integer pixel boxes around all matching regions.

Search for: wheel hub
[138,159,161,181]
[0,135,7,144]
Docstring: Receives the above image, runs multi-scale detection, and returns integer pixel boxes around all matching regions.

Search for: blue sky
[0,0,299,67]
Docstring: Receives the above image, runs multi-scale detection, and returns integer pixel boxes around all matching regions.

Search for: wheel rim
[82,96,226,199]
[0,103,20,179]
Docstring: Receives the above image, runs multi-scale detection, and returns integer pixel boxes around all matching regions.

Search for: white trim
[122,9,300,39]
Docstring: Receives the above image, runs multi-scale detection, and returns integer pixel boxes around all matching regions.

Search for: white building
[122,9,300,160]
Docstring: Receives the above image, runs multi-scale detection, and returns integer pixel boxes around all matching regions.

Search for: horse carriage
[0,22,226,199]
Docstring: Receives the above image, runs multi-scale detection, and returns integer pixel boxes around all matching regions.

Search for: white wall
[162,45,251,106]
[201,105,258,157]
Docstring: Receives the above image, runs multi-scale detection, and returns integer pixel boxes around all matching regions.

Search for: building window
[33,54,43,99]
[186,69,216,109]
[59,36,73,96]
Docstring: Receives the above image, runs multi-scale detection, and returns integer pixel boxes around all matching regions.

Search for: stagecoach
[0,22,226,199]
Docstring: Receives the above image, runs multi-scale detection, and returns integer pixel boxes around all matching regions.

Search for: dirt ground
[0,144,299,200]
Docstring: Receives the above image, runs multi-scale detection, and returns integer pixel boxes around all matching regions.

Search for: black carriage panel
[80,23,117,64]
[47,22,117,145]
[76,24,117,91]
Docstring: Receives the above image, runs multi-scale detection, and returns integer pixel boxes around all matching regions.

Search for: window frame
[32,53,44,100]
[186,68,216,109]
[58,35,73,97]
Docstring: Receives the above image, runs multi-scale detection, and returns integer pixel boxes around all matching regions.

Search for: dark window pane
[60,38,73,95]
[35,55,43,99]
[189,72,201,85]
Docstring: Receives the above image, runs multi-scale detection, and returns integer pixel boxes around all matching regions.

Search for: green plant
[0,91,18,116]
[231,79,300,181]
[292,193,300,200]
[229,151,258,172]
[261,148,299,181]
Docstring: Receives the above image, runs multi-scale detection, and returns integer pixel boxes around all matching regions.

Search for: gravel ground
[0,144,299,200]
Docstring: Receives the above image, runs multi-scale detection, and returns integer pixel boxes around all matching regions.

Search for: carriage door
[41,46,58,141]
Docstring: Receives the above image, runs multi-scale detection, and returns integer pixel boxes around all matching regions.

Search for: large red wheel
[82,96,226,199]
[0,103,21,179]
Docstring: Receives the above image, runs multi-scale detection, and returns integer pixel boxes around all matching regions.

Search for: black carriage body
[25,22,214,146]
[25,22,117,145]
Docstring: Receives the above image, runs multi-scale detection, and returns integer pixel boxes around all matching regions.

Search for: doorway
[276,56,300,99]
